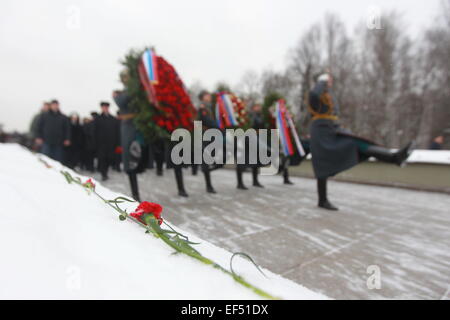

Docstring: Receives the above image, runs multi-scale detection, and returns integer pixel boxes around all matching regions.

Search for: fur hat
[318,73,330,82]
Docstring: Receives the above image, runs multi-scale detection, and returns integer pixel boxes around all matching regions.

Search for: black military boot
[363,145,395,163]
[252,167,264,188]
[394,142,414,166]
[364,142,413,167]
[236,167,248,190]
[128,172,141,202]
[174,167,188,197]
[203,169,217,194]
[317,178,338,211]
[283,168,294,185]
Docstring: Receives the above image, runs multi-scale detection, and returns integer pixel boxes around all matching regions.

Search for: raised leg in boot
[362,142,414,166]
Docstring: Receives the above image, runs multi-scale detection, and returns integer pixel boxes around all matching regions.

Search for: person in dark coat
[94,102,120,181]
[65,113,84,169]
[309,73,413,211]
[81,116,96,172]
[36,100,71,162]
[29,102,50,152]
[429,135,444,150]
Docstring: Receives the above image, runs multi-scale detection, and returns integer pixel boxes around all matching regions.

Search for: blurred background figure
[36,99,71,162]
[0,124,6,143]
[29,102,50,152]
[81,116,96,172]
[429,135,444,150]
[112,110,123,172]
[64,112,84,169]
[94,102,120,181]
[249,103,265,130]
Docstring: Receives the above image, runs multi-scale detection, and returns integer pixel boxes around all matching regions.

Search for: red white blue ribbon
[138,48,158,106]
[286,110,305,156]
[216,93,238,128]
[275,99,305,156]
[142,49,158,84]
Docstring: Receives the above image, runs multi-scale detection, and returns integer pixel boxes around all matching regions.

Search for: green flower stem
[146,218,278,300]
[57,169,278,300]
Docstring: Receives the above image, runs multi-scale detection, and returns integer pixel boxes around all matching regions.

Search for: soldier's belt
[312,114,338,121]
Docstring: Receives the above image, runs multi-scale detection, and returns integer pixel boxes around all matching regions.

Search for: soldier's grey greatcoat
[309,81,370,179]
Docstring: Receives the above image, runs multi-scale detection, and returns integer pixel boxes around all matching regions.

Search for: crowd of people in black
[29,99,121,181]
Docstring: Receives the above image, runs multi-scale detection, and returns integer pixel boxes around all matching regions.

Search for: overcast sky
[0,0,440,132]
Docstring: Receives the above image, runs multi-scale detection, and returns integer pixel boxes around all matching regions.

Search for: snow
[0,143,327,300]
[406,150,450,165]
[304,150,450,165]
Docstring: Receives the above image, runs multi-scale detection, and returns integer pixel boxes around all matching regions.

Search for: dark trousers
[82,150,95,171]
[42,144,64,162]
[98,153,113,178]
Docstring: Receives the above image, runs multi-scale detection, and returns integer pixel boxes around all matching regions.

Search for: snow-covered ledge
[303,150,450,165]
[0,143,327,300]
[405,150,450,165]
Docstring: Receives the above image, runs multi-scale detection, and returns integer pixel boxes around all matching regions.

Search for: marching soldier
[197,90,218,194]
[94,102,120,181]
[308,73,413,211]
[248,103,266,188]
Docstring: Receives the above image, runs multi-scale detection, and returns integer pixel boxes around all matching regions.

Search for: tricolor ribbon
[142,49,158,83]
[138,48,159,107]
[286,110,306,157]
[275,99,305,156]
[216,93,238,128]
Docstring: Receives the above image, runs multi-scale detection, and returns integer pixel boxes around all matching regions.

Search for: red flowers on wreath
[83,178,95,189]
[150,56,196,133]
[130,201,163,225]
[156,118,165,127]
[229,94,249,127]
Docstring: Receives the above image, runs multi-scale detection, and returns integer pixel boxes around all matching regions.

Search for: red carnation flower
[130,201,163,225]
[83,178,95,189]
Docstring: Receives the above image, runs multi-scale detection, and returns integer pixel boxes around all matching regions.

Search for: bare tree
[235,69,262,107]
[416,0,450,148]
[287,14,356,133]
[234,4,449,148]
[187,80,205,108]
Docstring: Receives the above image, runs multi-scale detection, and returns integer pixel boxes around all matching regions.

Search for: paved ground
[98,167,450,300]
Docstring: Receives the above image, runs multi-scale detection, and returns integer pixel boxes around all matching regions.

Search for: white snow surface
[0,143,327,300]
[406,150,450,165]
[304,150,450,165]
